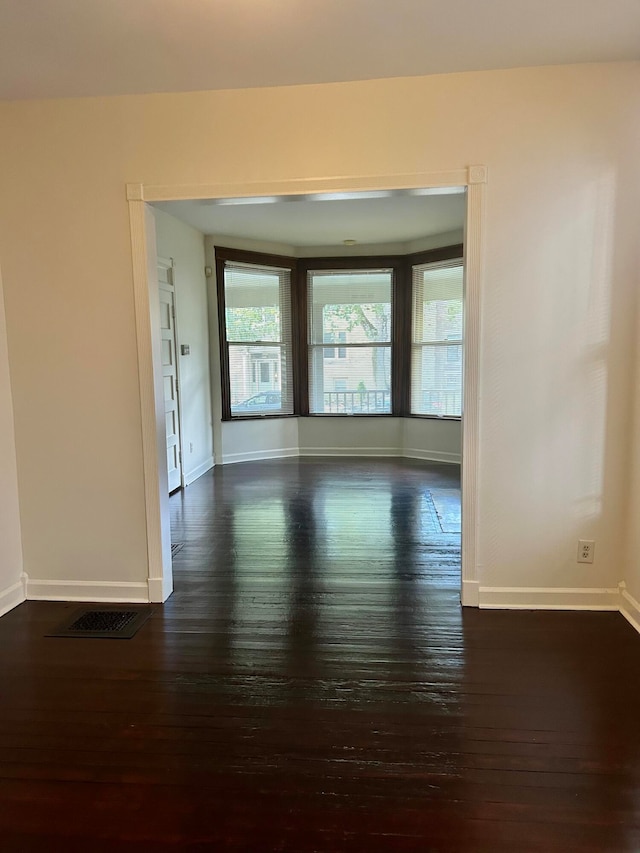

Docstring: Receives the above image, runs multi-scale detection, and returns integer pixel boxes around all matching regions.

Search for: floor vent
[171,543,184,557]
[47,608,152,639]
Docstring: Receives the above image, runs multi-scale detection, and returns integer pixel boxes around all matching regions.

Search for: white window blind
[307,269,392,414]
[223,261,293,416]
[411,261,463,417]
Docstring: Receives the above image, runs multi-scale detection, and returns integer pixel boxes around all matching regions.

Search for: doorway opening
[127,168,486,606]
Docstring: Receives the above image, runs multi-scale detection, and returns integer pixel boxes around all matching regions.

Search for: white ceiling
[155,191,466,247]
[1,0,638,100]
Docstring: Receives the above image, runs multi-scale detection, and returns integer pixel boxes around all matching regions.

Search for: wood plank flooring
[1,458,640,851]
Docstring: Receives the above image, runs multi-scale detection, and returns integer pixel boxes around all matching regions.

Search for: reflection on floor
[168,458,463,707]
[428,488,462,534]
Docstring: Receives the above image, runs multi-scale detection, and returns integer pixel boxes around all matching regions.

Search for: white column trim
[460,166,486,605]
[137,171,469,203]
[127,195,172,602]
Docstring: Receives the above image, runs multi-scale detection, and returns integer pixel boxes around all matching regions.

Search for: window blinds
[224,261,294,416]
[411,261,463,417]
[307,269,392,414]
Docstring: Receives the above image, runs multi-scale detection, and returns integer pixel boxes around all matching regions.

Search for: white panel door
[158,259,182,492]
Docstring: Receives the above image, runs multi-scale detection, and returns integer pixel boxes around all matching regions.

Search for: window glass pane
[225,265,283,342]
[411,261,463,416]
[308,269,392,415]
[413,264,463,344]
[224,260,293,417]
[411,344,462,416]
[228,344,292,415]
[310,346,391,414]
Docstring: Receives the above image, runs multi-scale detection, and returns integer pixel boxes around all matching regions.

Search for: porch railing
[323,390,391,413]
[321,389,461,415]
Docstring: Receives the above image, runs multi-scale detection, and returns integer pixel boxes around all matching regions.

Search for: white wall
[296,417,461,463]
[216,414,461,464]
[0,265,24,615]
[403,418,461,465]
[0,62,638,605]
[153,207,214,484]
[222,418,299,464]
[299,416,403,456]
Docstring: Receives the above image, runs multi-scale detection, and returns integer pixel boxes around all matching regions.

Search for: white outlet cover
[577,540,595,563]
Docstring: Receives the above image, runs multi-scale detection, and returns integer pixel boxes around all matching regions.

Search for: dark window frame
[298,255,406,417]
[407,245,464,422]
[215,244,463,422]
[215,246,299,421]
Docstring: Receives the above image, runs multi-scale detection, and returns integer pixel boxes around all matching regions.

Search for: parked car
[233,392,282,413]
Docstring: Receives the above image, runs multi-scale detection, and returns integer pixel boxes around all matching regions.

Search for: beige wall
[0,264,24,613]
[0,62,638,598]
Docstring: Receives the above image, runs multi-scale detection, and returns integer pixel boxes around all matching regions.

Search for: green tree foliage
[226,306,280,342]
[324,303,390,390]
[324,303,387,341]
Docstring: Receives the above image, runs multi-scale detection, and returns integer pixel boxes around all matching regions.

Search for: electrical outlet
[577,540,595,564]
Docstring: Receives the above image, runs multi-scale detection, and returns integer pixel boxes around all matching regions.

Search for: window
[219,256,294,418]
[307,268,392,414]
[323,331,347,359]
[216,245,462,420]
[410,261,463,417]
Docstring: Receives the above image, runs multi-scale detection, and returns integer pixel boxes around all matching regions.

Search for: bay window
[216,244,462,420]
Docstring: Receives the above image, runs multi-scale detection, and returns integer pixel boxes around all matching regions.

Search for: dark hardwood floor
[1,457,640,851]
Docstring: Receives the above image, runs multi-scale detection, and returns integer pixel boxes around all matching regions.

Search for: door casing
[127,168,487,604]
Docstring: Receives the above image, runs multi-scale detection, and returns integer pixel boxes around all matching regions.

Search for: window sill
[222,413,461,421]
[307,412,393,418]
[408,413,461,421]
[224,413,297,422]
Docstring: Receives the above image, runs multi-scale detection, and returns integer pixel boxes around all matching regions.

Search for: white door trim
[127,203,173,603]
[126,168,486,605]
[158,256,185,491]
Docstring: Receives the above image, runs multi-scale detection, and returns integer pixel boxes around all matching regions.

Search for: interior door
[158,258,183,492]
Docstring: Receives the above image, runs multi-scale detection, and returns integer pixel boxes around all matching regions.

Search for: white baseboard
[299,446,402,457]
[478,585,620,611]
[222,446,300,465]
[27,578,150,603]
[184,456,214,486]
[148,575,173,603]
[219,446,460,464]
[403,448,461,464]
[619,582,640,633]
[0,575,27,617]
[461,579,479,606]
